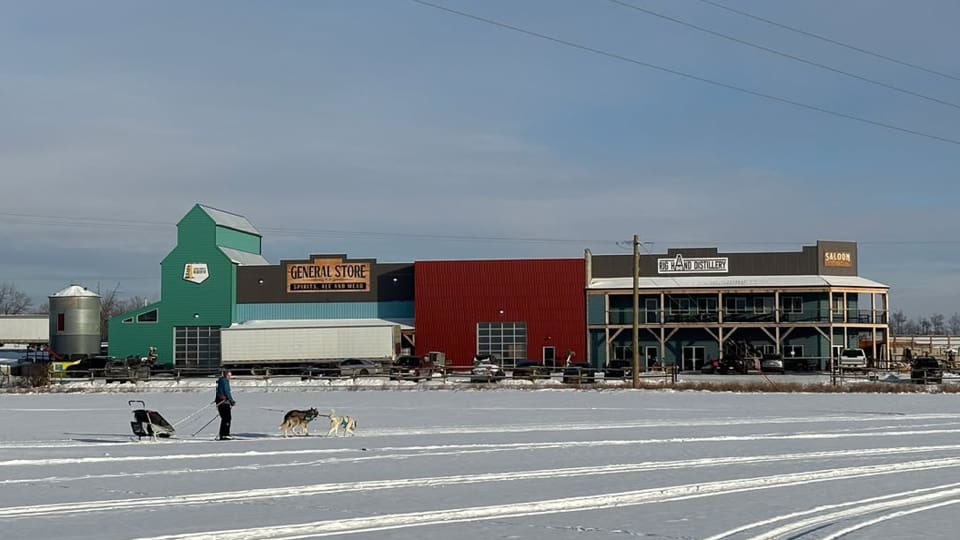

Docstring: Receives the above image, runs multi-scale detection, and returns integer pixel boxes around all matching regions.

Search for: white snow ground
[2,381,960,539]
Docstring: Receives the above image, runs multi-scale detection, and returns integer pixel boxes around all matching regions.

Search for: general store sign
[657,254,729,274]
[286,257,370,292]
[823,251,853,268]
[183,263,209,284]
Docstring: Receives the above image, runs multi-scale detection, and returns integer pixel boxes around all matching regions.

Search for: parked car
[700,357,745,375]
[838,348,868,370]
[337,358,384,377]
[604,358,632,378]
[562,362,597,384]
[910,356,943,385]
[760,353,784,373]
[511,360,552,380]
[389,355,435,382]
[104,357,151,383]
[470,355,505,383]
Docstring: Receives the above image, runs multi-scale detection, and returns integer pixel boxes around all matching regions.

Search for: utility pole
[632,234,640,389]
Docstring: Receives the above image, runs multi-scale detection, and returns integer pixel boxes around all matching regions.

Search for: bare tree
[0,282,32,314]
[919,318,932,335]
[97,282,154,341]
[32,301,49,315]
[890,310,907,335]
[930,313,946,335]
[950,313,960,335]
[903,319,920,335]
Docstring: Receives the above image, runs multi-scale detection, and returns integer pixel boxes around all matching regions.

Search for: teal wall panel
[216,226,261,254]
[587,294,605,325]
[236,301,414,321]
[589,330,606,364]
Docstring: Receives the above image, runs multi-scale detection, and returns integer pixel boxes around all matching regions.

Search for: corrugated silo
[49,285,101,359]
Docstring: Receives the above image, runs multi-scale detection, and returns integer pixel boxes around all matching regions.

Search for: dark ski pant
[217,402,232,439]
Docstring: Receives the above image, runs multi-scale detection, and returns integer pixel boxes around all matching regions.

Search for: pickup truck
[838,348,868,369]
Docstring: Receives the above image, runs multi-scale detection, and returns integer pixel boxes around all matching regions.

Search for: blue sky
[1,0,959,318]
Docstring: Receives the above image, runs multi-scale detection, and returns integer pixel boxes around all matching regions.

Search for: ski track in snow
[4,445,960,518]
[125,459,960,540]
[4,425,960,469]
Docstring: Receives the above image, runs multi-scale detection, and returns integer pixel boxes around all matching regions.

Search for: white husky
[326,408,357,437]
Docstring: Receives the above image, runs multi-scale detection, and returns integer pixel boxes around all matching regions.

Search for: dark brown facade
[590,240,857,279]
[237,255,414,304]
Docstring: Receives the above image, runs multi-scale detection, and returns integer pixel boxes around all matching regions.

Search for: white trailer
[220,319,400,370]
[0,315,49,347]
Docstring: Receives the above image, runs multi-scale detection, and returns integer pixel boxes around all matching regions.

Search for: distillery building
[585,241,889,371]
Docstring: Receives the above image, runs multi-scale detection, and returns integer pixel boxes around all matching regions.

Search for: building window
[137,309,158,323]
[698,298,717,313]
[122,317,134,324]
[612,344,633,361]
[669,298,692,314]
[725,297,747,313]
[477,322,527,368]
[681,346,705,371]
[757,344,776,355]
[753,297,773,314]
[832,296,844,316]
[782,296,803,314]
[174,326,221,369]
[57,313,65,332]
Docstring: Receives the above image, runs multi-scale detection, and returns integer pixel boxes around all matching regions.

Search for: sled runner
[129,400,175,439]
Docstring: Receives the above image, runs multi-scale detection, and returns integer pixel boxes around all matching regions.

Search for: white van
[839,348,867,369]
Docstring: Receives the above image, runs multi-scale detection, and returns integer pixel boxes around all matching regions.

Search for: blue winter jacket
[216,376,235,405]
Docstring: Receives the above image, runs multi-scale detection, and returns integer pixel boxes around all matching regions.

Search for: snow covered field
[2,386,960,539]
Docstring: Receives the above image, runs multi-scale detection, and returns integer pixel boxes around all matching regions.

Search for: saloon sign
[286,257,370,292]
[183,263,209,284]
[824,251,853,268]
[657,254,729,274]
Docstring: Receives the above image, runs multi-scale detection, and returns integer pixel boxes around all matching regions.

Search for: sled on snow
[128,400,175,439]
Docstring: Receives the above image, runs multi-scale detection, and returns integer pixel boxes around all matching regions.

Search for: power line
[4,210,960,248]
[261,226,613,245]
[696,0,960,83]
[607,0,960,111]
[408,0,960,147]
[0,211,619,246]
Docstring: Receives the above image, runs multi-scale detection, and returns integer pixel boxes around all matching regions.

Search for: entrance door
[542,346,556,367]
[645,299,659,324]
[645,346,659,369]
[682,346,705,371]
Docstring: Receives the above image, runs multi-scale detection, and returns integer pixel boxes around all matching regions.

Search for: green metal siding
[216,226,261,254]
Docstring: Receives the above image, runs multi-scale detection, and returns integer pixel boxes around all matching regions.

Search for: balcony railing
[606,309,889,325]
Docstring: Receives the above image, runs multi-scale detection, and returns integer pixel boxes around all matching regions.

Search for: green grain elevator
[108,204,268,370]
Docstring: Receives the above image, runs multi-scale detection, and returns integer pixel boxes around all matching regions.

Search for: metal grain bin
[49,285,101,358]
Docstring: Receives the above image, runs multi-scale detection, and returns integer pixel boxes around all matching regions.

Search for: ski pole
[192,414,220,437]
[174,402,215,427]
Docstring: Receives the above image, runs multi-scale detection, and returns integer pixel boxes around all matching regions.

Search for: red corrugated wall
[414,259,586,367]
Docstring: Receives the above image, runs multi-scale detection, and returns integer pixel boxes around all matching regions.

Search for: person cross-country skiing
[215,371,236,440]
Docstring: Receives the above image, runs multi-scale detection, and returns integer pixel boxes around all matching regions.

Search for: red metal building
[414,259,586,368]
